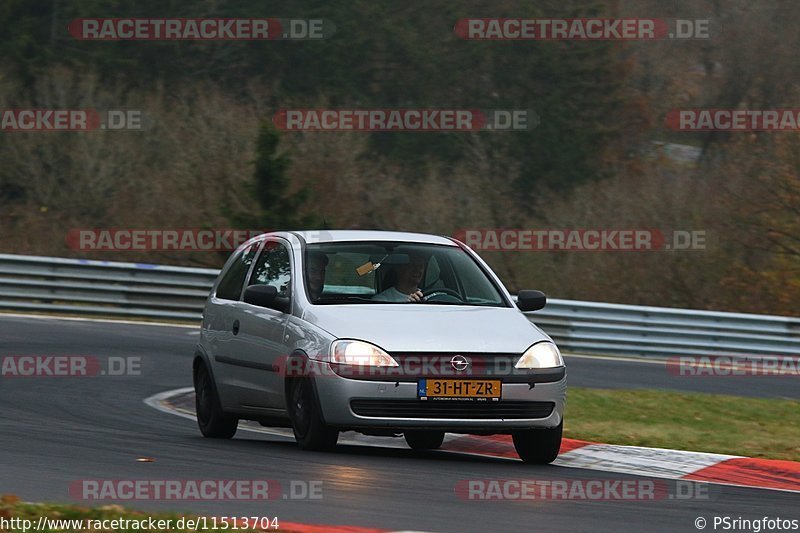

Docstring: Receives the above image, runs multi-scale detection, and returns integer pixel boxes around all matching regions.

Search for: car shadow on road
[190,432,564,470]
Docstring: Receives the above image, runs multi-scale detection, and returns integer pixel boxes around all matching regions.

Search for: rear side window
[215,243,259,300]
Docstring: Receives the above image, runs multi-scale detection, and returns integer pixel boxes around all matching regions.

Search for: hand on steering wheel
[407,289,424,302]
[421,287,464,302]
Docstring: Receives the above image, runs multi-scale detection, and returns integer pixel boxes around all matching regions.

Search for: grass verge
[564,387,800,461]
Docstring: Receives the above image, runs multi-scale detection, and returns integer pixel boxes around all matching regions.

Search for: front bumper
[310,361,566,431]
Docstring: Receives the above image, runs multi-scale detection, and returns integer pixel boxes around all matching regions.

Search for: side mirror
[243,284,278,308]
[517,290,546,312]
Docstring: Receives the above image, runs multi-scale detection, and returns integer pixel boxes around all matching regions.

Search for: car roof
[285,230,458,246]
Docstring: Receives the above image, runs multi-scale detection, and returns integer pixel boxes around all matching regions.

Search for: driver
[373,252,425,303]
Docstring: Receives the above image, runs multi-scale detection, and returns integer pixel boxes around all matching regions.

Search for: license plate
[418,379,501,401]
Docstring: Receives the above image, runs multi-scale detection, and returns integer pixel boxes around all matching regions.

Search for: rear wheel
[288,379,339,451]
[404,430,445,450]
[512,421,563,464]
[194,363,238,439]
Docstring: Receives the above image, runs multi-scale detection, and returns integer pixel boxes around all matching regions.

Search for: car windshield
[304,242,508,306]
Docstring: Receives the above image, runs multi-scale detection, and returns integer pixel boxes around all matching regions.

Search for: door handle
[232,320,240,335]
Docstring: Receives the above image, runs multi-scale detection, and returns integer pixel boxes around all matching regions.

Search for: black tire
[404,430,445,450]
[287,379,339,451]
[512,421,563,464]
[194,362,238,439]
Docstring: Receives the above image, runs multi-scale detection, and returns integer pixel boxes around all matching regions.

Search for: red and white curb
[146,388,800,498]
[445,435,800,494]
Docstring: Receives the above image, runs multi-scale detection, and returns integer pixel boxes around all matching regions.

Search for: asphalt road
[0,315,797,532]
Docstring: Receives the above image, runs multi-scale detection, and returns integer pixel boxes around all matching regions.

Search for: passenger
[306,252,328,301]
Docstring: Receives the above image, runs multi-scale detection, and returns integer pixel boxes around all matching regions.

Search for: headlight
[515,342,563,369]
[327,340,399,367]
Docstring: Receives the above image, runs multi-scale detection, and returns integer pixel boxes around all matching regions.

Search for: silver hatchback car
[193,230,566,463]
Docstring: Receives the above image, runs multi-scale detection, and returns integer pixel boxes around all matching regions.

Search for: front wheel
[194,363,238,439]
[288,379,339,451]
[404,430,445,450]
[512,421,563,464]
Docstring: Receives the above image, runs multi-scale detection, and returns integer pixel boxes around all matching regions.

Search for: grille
[333,353,524,381]
[350,400,554,419]
[390,353,520,375]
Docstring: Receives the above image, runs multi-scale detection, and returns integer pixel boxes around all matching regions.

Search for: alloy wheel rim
[293,382,311,437]
[197,371,212,424]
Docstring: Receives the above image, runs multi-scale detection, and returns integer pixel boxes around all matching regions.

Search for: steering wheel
[422,287,464,302]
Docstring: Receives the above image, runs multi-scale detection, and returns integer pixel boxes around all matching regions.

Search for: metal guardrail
[2,253,799,358]
[0,254,217,321]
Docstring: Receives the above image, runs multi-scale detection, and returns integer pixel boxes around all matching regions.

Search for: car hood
[301,304,550,353]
